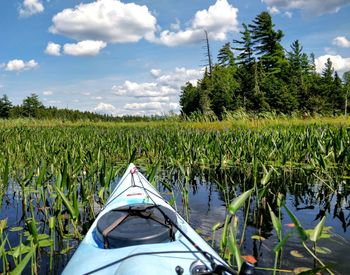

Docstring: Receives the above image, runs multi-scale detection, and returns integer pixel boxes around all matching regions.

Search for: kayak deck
[62,164,228,275]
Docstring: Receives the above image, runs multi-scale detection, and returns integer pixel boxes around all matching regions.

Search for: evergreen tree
[209,65,239,119]
[233,23,254,66]
[179,82,201,115]
[343,71,350,116]
[249,12,286,74]
[332,72,344,114]
[0,94,12,118]
[217,42,235,67]
[287,40,309,110]
[22,93,44,117]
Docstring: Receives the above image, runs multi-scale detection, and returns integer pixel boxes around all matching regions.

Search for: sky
[0,0,350,116]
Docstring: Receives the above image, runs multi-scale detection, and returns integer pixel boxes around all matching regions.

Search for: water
[1,167,349,274]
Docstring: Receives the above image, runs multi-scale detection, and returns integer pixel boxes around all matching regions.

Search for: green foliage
[180,12,347,118]
[0,94,12,119]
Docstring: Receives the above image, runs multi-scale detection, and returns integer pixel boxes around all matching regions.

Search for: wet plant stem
[302,242,334,275]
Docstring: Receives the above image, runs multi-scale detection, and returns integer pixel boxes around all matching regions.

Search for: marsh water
[1,167,350,274]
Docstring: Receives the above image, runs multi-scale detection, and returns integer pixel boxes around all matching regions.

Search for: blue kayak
[62,163,235,275]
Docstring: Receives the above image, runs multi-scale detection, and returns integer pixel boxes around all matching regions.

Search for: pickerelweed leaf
[251,235,266,241]
[290,250,304,258]
[310,216,326,242]
[228,189,253,215]
[9,226,23,232]
[315,246,331,254]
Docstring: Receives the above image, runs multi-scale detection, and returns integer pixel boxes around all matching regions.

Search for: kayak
[62,163,236,275]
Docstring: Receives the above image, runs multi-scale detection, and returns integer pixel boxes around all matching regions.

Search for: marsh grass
[0,117,349,273]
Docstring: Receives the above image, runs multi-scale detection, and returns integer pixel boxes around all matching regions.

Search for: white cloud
[43,90,53,96]
[150,0,239,46]
[148,96,170,102]
[315,54,350,75]
[63,40,107,56]
[112,67,203,98]
[49,0,156,43]
[150,69,161,78]
[170,18,181,31]
[124,102,179,112]
[267,6,280,14]
[332,36,350,48]
[262,0,350,15]
[45,42,61,56]
[91,96,103,100]
[4,59,38,72]
[283,11,293,18]
[19,0,44,17]
[94,102,118,115]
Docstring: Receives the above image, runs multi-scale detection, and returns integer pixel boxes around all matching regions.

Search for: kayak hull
[62,164,227,275]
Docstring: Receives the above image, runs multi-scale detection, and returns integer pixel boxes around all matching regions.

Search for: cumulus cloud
[109,67,203,115]
[150,69,161,78]
[43,90,53,96]
[63,40,107,56]
[262,0,350,16]
[112,67,203,98]
[267,6,280,14]
[45,42,61,56]
[149,0,239,46]
[332,36,350,48]
[19,0,44,17]
[124,102,179,112]
[315,54,350,75]
[4,59,38,72]
[49,0,156,43]
[94,102,118,115]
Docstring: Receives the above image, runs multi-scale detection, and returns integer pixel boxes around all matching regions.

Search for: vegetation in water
[0,119,349,274]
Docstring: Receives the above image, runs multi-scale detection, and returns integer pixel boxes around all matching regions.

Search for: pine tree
[179,82,201,115]
[217,42,235,67]
[343,71,350,117]
[22,93,44,117]
[249,12,286,74]
[0,94,12,118]
[332,72,344,114]
[232,23,254,66]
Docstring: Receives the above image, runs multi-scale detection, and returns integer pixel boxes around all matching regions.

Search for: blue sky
[0,0,350,116]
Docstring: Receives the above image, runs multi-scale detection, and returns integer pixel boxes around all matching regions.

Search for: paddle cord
[83,250,234,274]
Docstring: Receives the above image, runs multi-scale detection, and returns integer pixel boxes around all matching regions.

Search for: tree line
[0,93,165,122]
[180,11,350,119]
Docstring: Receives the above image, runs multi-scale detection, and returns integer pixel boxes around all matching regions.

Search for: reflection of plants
[284,205,334,275]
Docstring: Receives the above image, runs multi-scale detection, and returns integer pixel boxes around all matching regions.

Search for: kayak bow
[62,163,235,275]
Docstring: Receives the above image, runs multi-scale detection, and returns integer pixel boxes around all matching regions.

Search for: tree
[343,71,350,117]
[217,43,235,67]
[249,12,286,74]
[331,72,344,114]
[180,82,201,116]
[22,93,44,117]
[209,65,239,119]
[287,40,310,110]
[0,94,12,118]
[320,58,335,113]
[233,23,254,66]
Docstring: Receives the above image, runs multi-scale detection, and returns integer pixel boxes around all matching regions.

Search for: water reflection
[159,166,350,274]
[1,166,350,274]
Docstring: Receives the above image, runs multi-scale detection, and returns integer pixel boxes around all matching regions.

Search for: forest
[180,11,350,119]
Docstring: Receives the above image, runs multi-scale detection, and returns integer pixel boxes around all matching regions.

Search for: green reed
[0,120,349,273]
